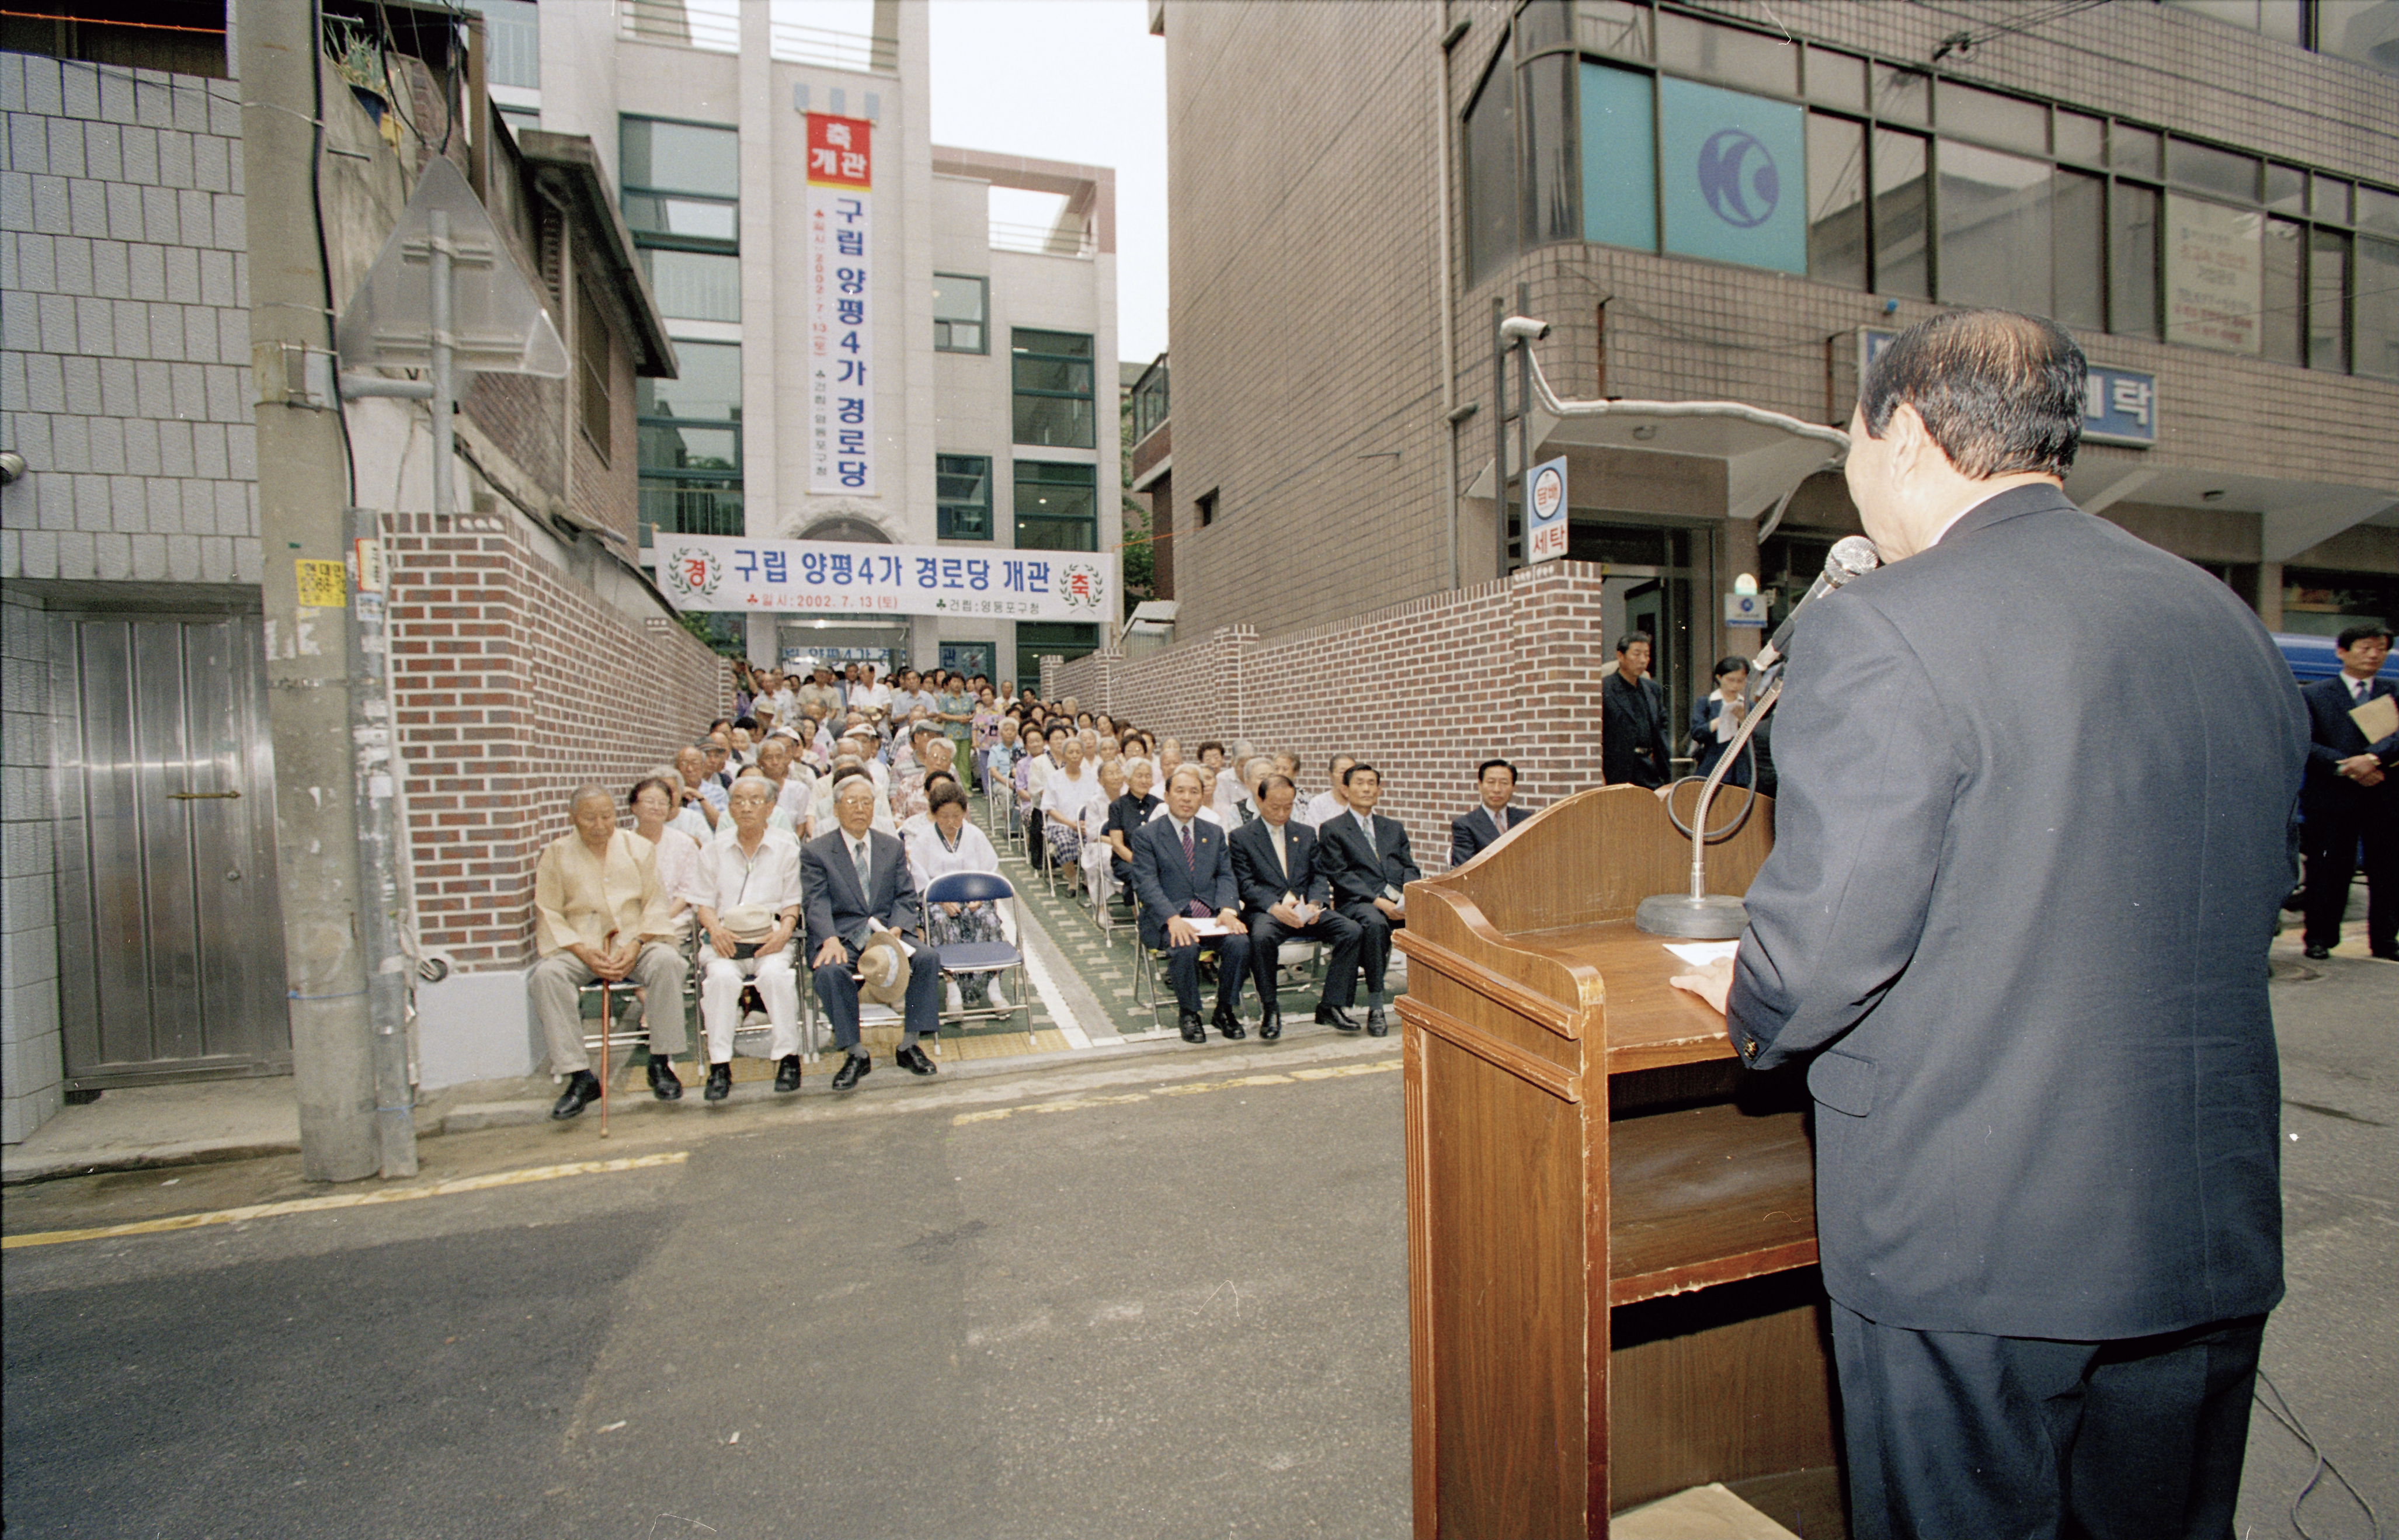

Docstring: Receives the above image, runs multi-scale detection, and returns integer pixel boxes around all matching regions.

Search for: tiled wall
[0,588,60,1142]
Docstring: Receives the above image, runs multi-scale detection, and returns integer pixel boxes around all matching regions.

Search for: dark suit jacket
[1317,809,1422,907]
[1448,803,1531,868]
[1228,816,1333,914]
[2299,671,2397,816]
[1129,815,1239,948]
[800,828,923,952]
[1602,670,1671,788]
[1727,485,2306,1340]
[1688,694,1756,787]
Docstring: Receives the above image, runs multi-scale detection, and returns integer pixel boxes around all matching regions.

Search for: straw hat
[857,930,915,1007]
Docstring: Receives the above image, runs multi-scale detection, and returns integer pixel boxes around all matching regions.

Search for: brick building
[1110,0,2398,864]
[0,8,721,1142]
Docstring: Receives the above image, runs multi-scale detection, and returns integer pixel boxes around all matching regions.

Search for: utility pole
[242,0,401,1182]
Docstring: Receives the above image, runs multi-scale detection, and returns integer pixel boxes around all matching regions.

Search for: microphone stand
[1633,673,1782,940]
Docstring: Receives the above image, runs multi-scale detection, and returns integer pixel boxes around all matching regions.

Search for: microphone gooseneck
[1750,536,1882,676]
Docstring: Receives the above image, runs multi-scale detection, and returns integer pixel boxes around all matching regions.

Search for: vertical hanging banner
[807,113,874,495]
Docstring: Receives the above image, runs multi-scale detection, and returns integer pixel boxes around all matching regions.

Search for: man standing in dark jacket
[1601,634,1670,787]
[2298,621,2395,960]
[1683,310,2307,1538]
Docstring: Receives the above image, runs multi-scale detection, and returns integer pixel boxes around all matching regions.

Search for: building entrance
[1571,519,1711,773]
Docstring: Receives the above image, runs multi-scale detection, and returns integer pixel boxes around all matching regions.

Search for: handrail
[989,219,1095,258]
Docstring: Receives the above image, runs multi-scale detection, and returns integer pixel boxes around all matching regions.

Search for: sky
[776,0,1170,364]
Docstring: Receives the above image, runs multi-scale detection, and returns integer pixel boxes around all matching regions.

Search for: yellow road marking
[2,1151,690,1250]
[952,1058,1400,1126]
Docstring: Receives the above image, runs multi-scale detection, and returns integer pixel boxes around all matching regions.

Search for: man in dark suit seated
[2299,621,2396,960]
[1687,308,2307,1535]
[1315,763,1420,1036]
[1228,773,1362,1040]
[801,769,944,1090]
[1448,757,1531,868]
[1601,633,1671,788]
[1129,763,1250,1044]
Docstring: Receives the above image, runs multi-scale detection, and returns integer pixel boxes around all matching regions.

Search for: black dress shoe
[1257,1011,1282,1042]
[896,1044,938,1076]
[705,1062,733,1101]
[550,1070,601,1120]
[647,1058,683,1101]
[774,1054,804,1092]
[1178,1011,1207,1044]
[1215,1006,1246,1041]
[831,1054,871,1091]
[2303,943,2332,960]
[1366,1006,1390,1037]
[1315,1004,1360,1032]
[2373,948,2399,962]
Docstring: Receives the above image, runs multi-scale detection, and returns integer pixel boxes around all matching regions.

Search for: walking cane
[596,979,612,1139]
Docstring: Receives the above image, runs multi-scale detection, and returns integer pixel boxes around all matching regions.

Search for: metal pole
[1515,281,1532,577]
[242,0,378,1181]
[347,505,418,1177]
[1434,1,1461,592]
[1490,297,1508,581]
[429,208,455,526]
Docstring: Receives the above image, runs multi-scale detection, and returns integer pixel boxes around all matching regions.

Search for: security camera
[0,450,26,485]
[1500,315,1550,343]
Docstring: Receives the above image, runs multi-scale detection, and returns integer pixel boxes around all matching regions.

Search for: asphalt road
[4,955,2390,1540]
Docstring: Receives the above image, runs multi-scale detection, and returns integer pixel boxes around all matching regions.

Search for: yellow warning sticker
[295,558,347,608]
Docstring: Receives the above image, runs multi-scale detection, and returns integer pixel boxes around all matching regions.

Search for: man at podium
[1687,310,2307,1539]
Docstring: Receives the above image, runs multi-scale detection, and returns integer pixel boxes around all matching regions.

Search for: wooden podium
[1393,785,1843,1539]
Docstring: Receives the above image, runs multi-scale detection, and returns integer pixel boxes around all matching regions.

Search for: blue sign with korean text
[1658,77,1806,276]
[1859,329,2157,448]
[652,534,1118,621]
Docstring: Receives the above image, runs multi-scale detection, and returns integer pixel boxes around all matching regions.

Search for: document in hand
[2350,693,2398,745]
[1185,917,1233,937]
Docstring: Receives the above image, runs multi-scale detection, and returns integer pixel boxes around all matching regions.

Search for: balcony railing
[616,1,895,72]
[618,0,739,54]
[771,19,896,72]
[990,218,1096,259]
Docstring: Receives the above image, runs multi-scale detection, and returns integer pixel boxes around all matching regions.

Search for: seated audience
[907,780,1010,1012]
[676,743,726,828]
[1129,764,1251,1043]
[1301,754,1356,829]
[1079,759,1128,905]
[1315,763,1418,1036]
[1450,758,1531,867]
[691,776,807,1099]
[755,736,815,826]
[1040,732,1104,868]
[1229,773,1364,1040]
[802,770,944,1091]
[1106,757,1163,894]
[529,785,690,1118]
[630,775,704,940]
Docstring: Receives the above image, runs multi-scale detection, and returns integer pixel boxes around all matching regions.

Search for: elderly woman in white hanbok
[906,780,1010,1012]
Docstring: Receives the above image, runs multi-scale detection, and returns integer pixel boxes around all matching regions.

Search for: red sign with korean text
[806,114,872,189]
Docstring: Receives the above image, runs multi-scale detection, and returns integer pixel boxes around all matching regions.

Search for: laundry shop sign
[1859,329,2158,448]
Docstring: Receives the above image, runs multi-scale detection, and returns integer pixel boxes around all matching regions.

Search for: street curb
[1,1139,307,1187]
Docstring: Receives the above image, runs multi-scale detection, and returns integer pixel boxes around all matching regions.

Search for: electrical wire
[2252,1367,2383,1540]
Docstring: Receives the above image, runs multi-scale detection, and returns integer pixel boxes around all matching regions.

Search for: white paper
[1185,918,1233,937]
[1664,941,1740,968]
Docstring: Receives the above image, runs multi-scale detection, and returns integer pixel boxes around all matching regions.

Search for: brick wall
[1052,560,1619,871]
[385,508,724,972]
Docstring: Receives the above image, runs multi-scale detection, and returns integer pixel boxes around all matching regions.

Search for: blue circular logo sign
[1697,129,1779,228]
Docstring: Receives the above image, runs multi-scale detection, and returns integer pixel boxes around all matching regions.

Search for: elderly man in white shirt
[850,665,893,729]
[1299,753,1357,829]
[691,775,809,1100]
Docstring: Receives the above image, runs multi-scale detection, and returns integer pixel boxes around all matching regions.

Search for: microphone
[1750,536,1880,674]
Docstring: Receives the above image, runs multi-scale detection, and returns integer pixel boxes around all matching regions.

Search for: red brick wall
[464,373,566,499]
[1052,561,1618,870]
[384,509,726,970]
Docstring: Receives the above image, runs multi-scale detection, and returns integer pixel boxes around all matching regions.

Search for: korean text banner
[654,534,1119,623]
[808,114,875,495]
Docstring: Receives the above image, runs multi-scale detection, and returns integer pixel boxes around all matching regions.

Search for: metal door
[54,612,291,1087]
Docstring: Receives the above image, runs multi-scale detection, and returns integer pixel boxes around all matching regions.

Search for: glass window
[2318,1,2399,75]
[1657,77,1807,274]
[464,0,541,90]
[1522,51,1580,244]
[1580,61,1657,252]
[2162,0,2306,46]
[937,454,993,541]
[639,423,739,471]
[1806,112,1866,289]
[2261,217,2306,364]
[1805,47,1866,112]
[2169,137,2260,201]
[2110,123,2162,179]
[638,248,741,322]
[1463,59,1518,282]
[639,338,741,541]
[2358,185,2399,237]
[1578,0,1652,60]
[2111,181,2161,338]
[1938,141,2055,313]
[934,273,987,354]
[2354,237,2399,380]
[2054,110,2104,165]
[2054,170,2105,331]
[1656,12,1797,96]
[1940,84,2049,157]
[2164,194,2264,354]
[638,339,741,423]
[2313,175,2352,223]
[1016,622,1100,684]
[1872,64,1930,126]
[1011,329,1096,449]
[1013,461,1098,551]
[1515,0,1571,52]
[620,117,739,199]
[640,481,743,538]
[576,280,611,458]
[2310,230,2349,371]
[620,193,738,244]
[2264,163,2308,213]
[1872,127,1930,297]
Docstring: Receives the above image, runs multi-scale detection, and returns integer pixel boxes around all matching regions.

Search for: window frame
[1011,460,1100,552]
[937,453,995,541]
[637,335,745,541]
[934,273,990,355]
[576,277,613,463]
[1009,328,1098,450]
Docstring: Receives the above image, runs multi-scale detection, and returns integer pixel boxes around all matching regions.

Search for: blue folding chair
[923,871,1030,1032]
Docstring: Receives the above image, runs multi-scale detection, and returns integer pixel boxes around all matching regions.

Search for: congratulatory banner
[655,534,1118,623]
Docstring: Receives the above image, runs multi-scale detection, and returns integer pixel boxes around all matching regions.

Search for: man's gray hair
[1167,764,1210,792]
[569,783,613,809]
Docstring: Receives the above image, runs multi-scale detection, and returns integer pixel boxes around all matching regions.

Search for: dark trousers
[1331,901,1402,1004]
[1246,909,1362,1014]
[812,937,943,1054]
[2301,796,2395,951]
[1152,929,1249,1018]
[1831,1302,2266,1540]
